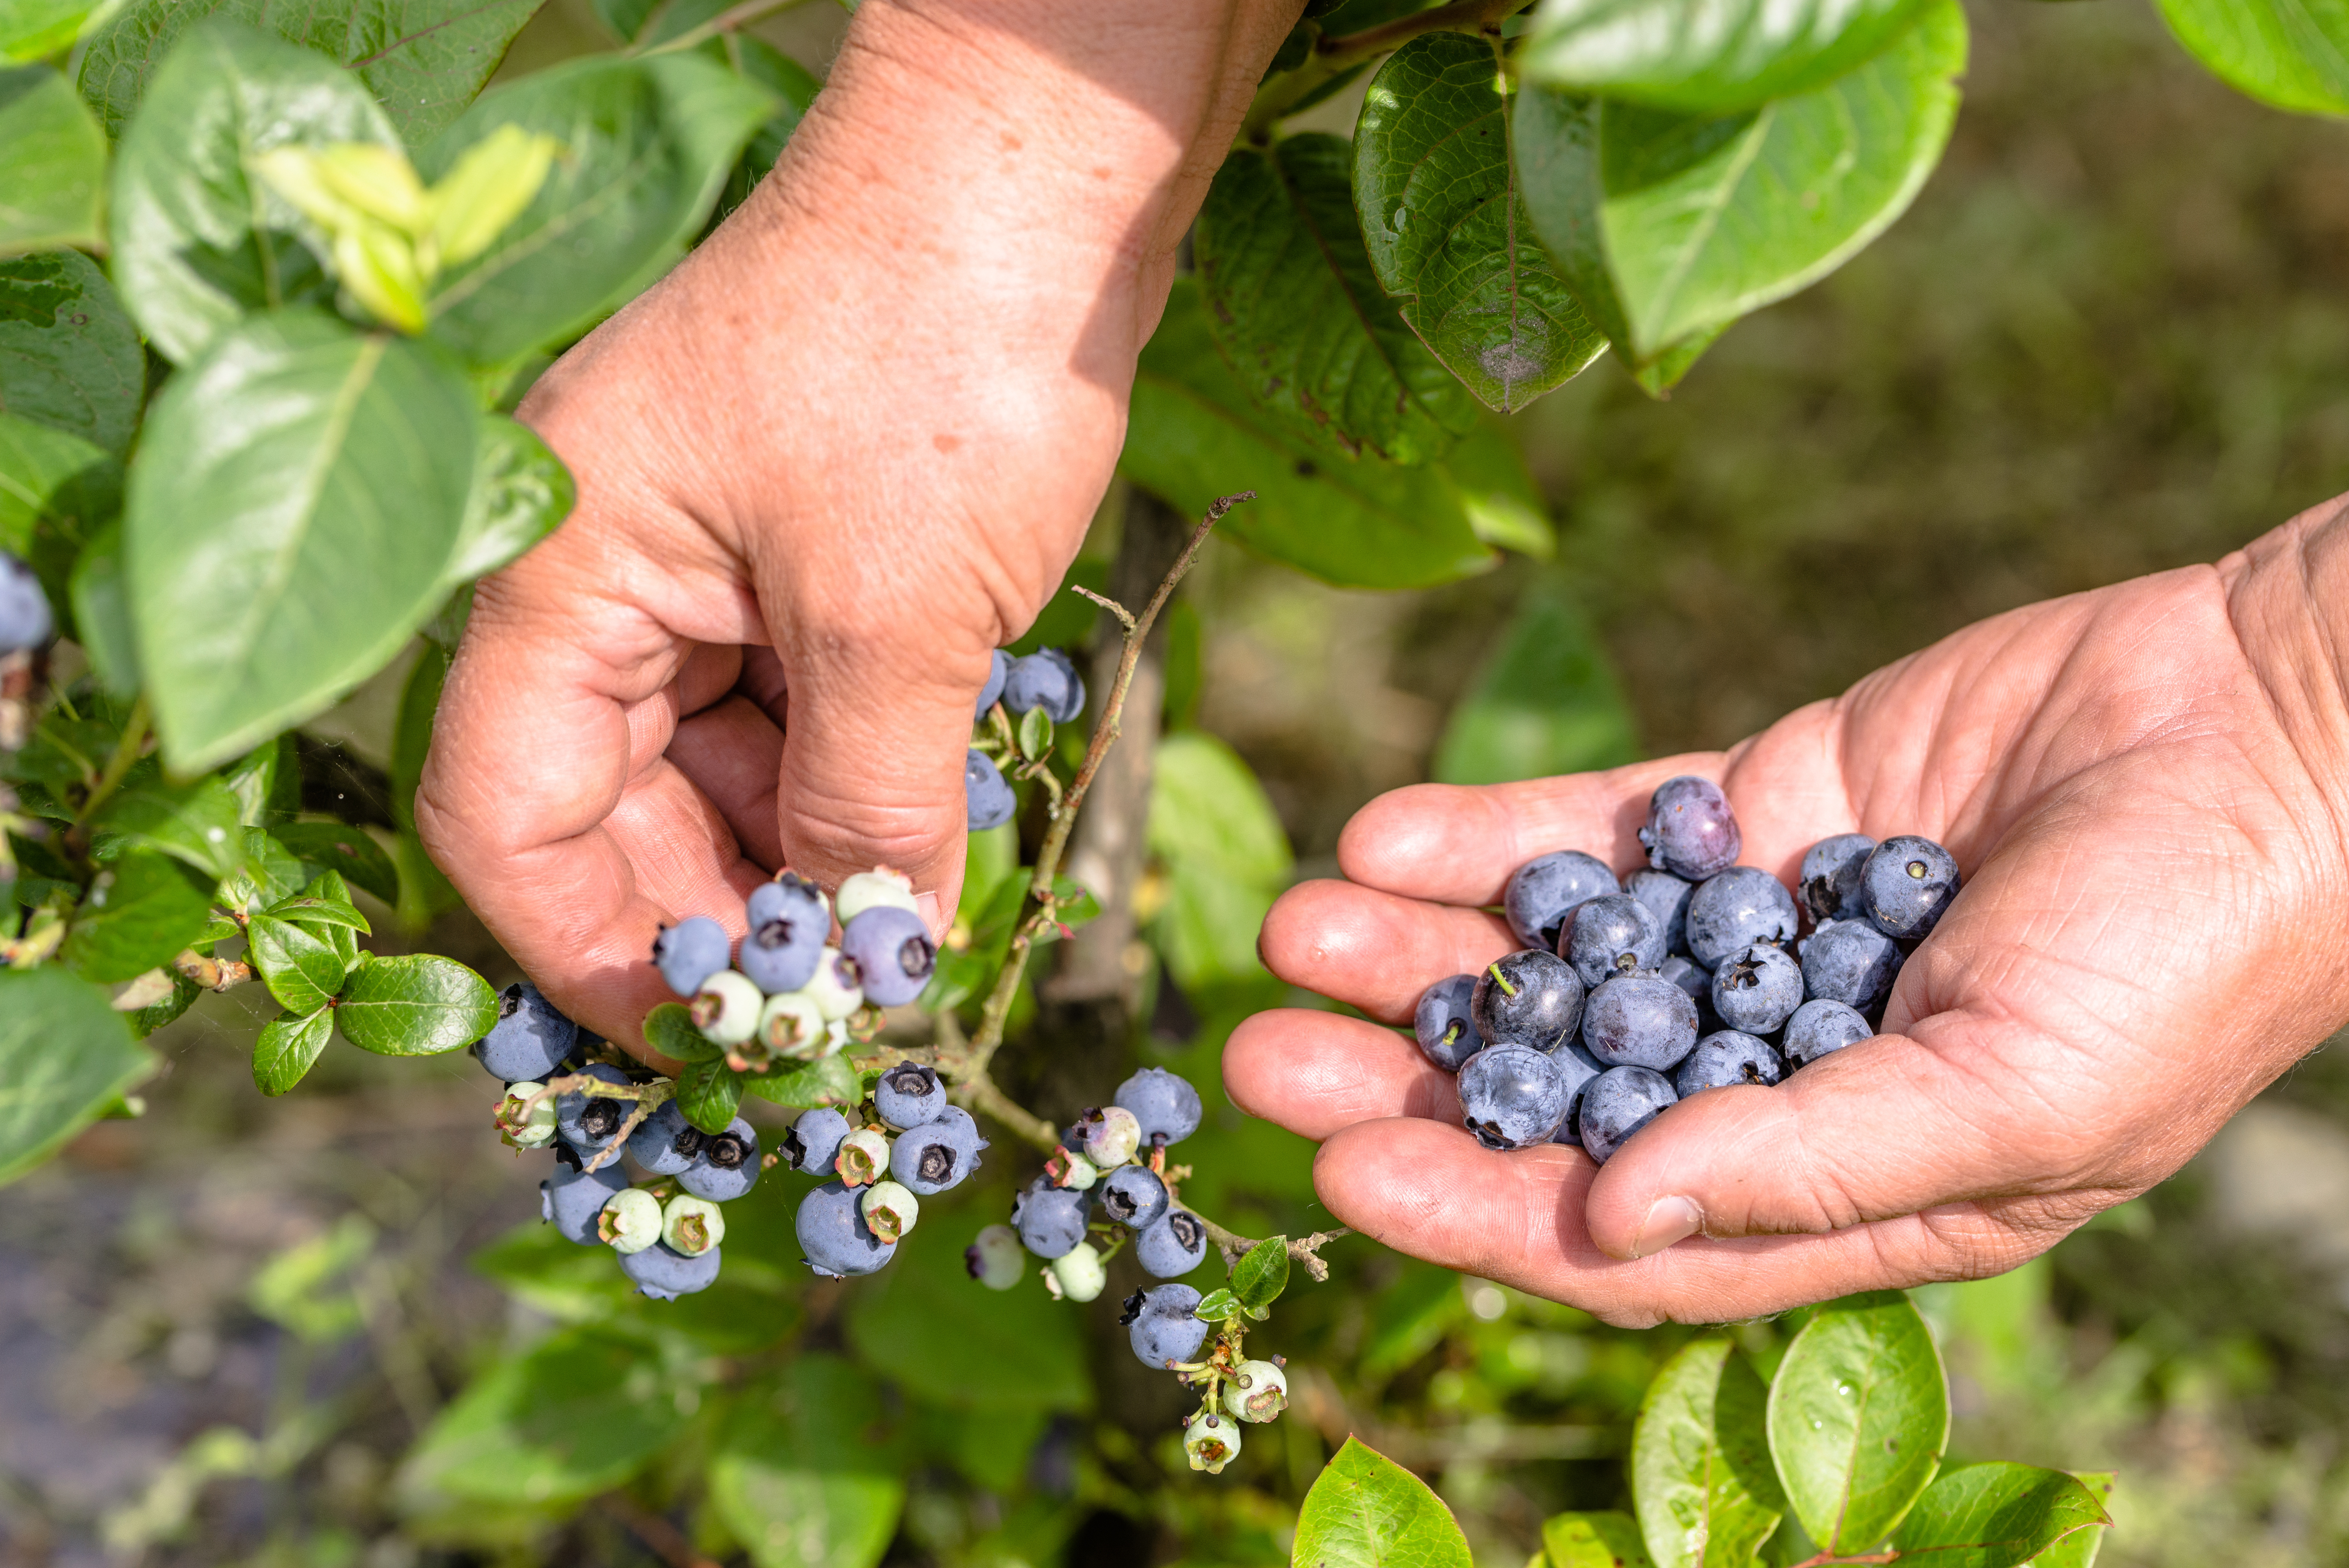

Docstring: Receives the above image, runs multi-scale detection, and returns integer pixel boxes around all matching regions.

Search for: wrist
[2219,496,2349,808]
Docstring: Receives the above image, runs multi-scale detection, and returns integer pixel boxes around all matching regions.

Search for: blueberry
[977,647,1010,719]
[1799,834,1875,924]
[754,991,829,1062]
[1581,971,1700,1071]
[1685,866,1799,968]
[1012,1176,1093,1259]
[1470,950,1585,1054]
[874,1061,947,1128]
[781,1106,851,1175]
[472,982,580,1082]
[796,1181,898,1277]
[1638,776,1741,880]
[496,1082,558,1148]
[620,1240,723,1300]
[1579,1066,1678,1164]
[1658,953,1712,1015]
[834,1128,891,1186]
[966,1222,1025,1289]
[556,1063,635,1156]
[1862,836,1960,940]
[1784,998,1871,1066]
[1076,1104,1143,1166]
[837,869,919,924]
[1563,893,1667,987]
[1224,1359,1289,1423]
[693,969,765,1045]
[0,552,52,653]
[1003,648,1085,723]
[740,873,827,994]
[1675,1031,1784,1096]
[676,1115,760,1201]
[1625,869,1695,956]
[890,1107,985,1195]
[662,1193,726,1255]
[1136,1208,1208,1276]
[1457,1044,1569,1149]
[652,915,731,998]
[1048,1240,1107,1302]
[804,947,864,1020]
[1113,1067,1203,1147]
[861,1180,918,1243]
[1799,918,1903,1010]
[1412,974,1484,1071]
[1099,1164,1169,1231]
[1122,1283,1207,1368]
[626,1099,708,1176]
[540,1156,628,1244]
[841,906,936,1008]
[1184,1410,1241,1474]
[1710,943,1804,1036]
[597,1187,663,1253]
[966,749,1016,832]
[1503,850,1620,951]
[1547,1042,1608,1147]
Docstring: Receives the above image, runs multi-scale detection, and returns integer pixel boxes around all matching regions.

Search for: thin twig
[636,0,814,55]
[1240,0,1535,141]
[1198,1221,1352,1283]
[68,693,149,841]
[598,1495,720,1568]
[175,948,253,992]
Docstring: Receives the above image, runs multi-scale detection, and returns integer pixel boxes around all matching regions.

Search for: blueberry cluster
[966,645,1085,832]
[0,552,50,655]
[1414,777,1961,1163]
[779,1062,989,1276]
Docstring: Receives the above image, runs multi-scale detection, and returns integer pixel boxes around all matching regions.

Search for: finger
[668,694,787,872]
[1258,880,1517,1023]
[1222,1010,1457,1138]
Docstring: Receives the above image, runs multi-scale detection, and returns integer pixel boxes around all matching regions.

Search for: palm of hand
[1226,519,2349,1326]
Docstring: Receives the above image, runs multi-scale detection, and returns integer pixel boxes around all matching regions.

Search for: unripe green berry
[966,1223,1024,1290]
[1223,1360,1288,1423]
[804,948,864,1021]
[836,868,918,924]
[757,991,827,1060]
[1051,1150,1100,1190]
[835,1127,891,1186]
[1081,1105,1142,1167]
[861,1179,918,1242]
[598,1187,661,1254]
[1047,1242,1106,1303]
[691,970,763,1044]
[496,1082,556,1148]
[1184,1410,1241,1474]
[661,1194,725,1256]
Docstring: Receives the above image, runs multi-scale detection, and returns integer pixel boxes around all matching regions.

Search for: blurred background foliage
[9,0,2349,1564]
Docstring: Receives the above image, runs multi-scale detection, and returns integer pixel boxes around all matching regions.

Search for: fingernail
[1632,1196,1704,1259]
[915,890,947,942]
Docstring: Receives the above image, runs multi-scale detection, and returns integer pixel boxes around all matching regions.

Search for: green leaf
[1016,704,1052,763]
[641,999,722,1064]
[105,20,398,365]
[126,309,478,774]
[246,912,346,1013]
[0,968,148,1184]
[845,1211,1091,1413]
[0,409,105,559]
[219,734,301,827]
[1292,1436,1475,1568]
[442,413,573,588]
[709,1354,905,1568]
[217,824,307,914]
[1354,34,1608,412]
[92,765,247,879]
[1432,574,1638,785]
[675,1055,744,1134]
[60,848,213,982]
[1631,1337,1785,1568]
[1196,134,1481,464]
[271,821,400,905]
[1146,730,1292,992]
[1890,1464,2110,1568]
[1513,0,1964,362]
[124,965,201,1038]
[79,0,544,145]
[251,1005,332,1096]
[1765,1290,1948,1554]
[741,1052,862,1110]
[2026,1474,2112,1568]
[1232,1235,1290,1311]
[1192,1288,1242,1322]
[67,519,136,696]
[1521,0,1938,114]
[335,952,496,1055]
[0,250,143,456]
[264,889,370,932]
[1542,1512,1655,1568]
[2,0,97,61]
[0,66,104,253]
[2154,0,2349,118]
[1442,419,1556,558]
[417,53,776,365]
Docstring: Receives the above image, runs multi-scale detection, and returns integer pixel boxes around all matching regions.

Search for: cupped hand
[1226,502,2349,1326]
[415,0,1292,1050]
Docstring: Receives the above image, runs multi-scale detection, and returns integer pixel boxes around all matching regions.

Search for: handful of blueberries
[966,645,1085,832]
[1416,777,1960,1162]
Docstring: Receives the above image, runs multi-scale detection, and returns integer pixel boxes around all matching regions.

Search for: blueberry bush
[1,0,2340,1559]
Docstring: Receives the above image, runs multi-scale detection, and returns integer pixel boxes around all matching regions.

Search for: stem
[638,0,814,55]
[1198,1221,1352,1284]
[1240,0,1535,142]
[71,693,149,837]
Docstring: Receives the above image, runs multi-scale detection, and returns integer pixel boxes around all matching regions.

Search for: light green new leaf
[1631,1338,1786,1568]
[2156,0,2349,118]
[440,413,574,589]
[252,1006,332,1096]
[0,968,149,1185]
[1521,0,1937,114]
[1766,1290,1949,1554]
[1232,1235,1290,1311]
[1514,0,1965,362]
[741,1053,863,1110]
[216,825,308,914]
[0,410,105,557]
[1543,1512,1655,1568]
[1433,575,1638,784]
[2026,1473,2113,1568]
[60,848,214,982]
[845,1212,1091,1414]
[1292,1436,1474,1568]
[0,66,104,253]
[1355,34,1608,412]
[335,953,497,1055]
[675,1055,744,1134]
[641,1000,722,1065]
[246,913,346,1014]
[2,0,97,61]
[106,21,398,365]
[0,251,144,456]
[92,766,247,879]
[126,310,476,774]
[1197,134,1483,464]
[1890,1463,2110,1568]
[710,1355,905,1568]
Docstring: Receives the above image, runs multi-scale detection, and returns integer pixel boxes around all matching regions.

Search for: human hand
[1225,502,2349,1326]
[416,0,1296,1050]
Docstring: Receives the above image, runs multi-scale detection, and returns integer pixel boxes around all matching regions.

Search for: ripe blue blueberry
[1579,1066,1678,1164]
[782,1106,851,1175]
[1503,850,1620,951]
[1098,1164,1169,1231]
[626,1099,707,1176]
[1862,836,1960,940]
[796,1181,897,1277]
[874,1061,947,1128]
[1625,869,1695,956]
[1710,943,1804,1036]
[1639,776,1741,880]
[1685,867,1799,968]
[1470,950,1585,1054]
[977,647,1009,719]
[620,1240,723,1300]
[0,552,52,653]
[1547,1042,1607,1147]
[1135,1208,1209,1277]
[1013,1176,1093,1258]
[891,1107,985,1195]
[1675,1031,1784,1097]
[1799,834,1875,924]
[1114,1067,1203,1147]
[740,873,827,994]
[966,749,1016,832]
[1563,893,1667,987]
[1784,998,1871,1066]
[1659,953,1712,1014]
[676,1116,761,1201]
[1413,974,1484,1071]
[1457,1044,1569,1149]
[1799,918,1903,1010]
[652,915,730,998]
[1003,648,1086,722]
[1122,1284,1207,1368]
[841,906,937,1007]
[472,981,579,1082]
[540,1154,629,1245]
[556,1063,635,1156]
[1581,972,1700,1071]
